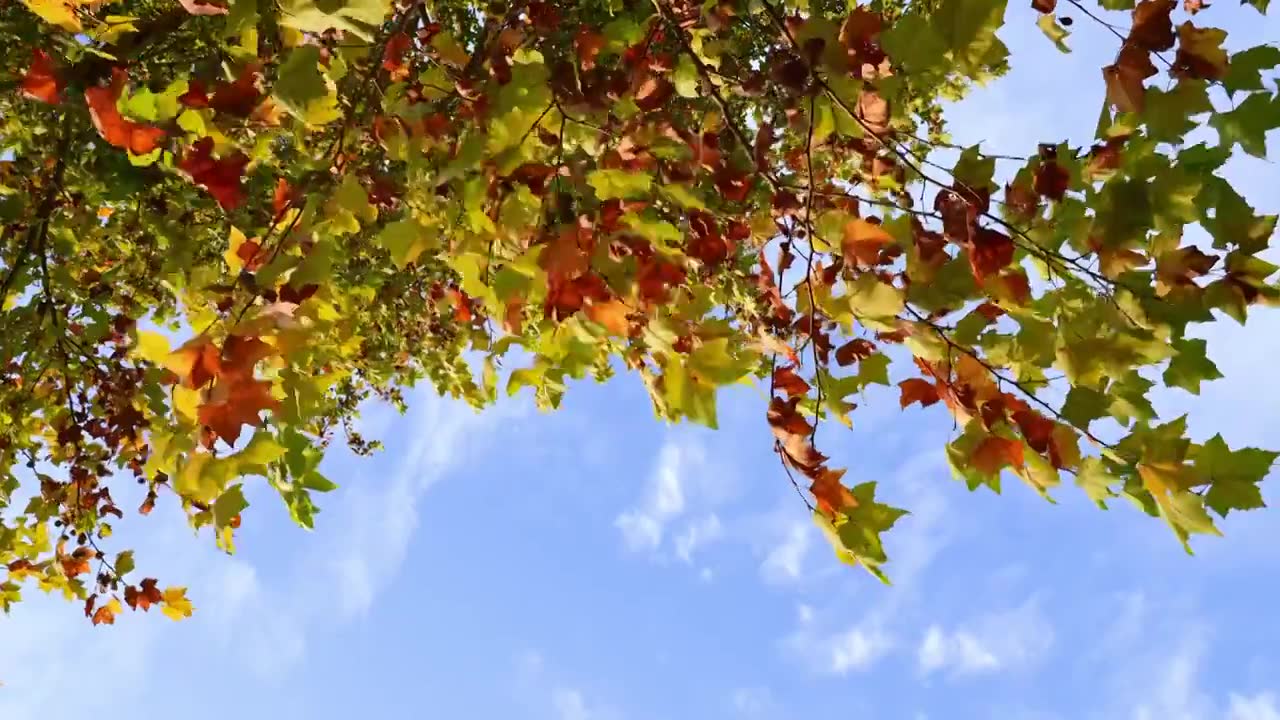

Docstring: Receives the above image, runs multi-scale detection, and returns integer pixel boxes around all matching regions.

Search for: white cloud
[760,522,811,584]
[553,688,592,720]
[674,514,723,563]
[783,602,893,675]
[615,440,731,571]
[730,686,777,717]
[916,597,1054,677]
[1228,693,1280,720]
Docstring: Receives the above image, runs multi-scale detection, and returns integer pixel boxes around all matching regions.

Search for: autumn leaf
[898,378,940,408]
[125,578,164,611]
[773,365,812,398]
[575,28,606,70]
[178,0,228,14]
[1129,0,1176,52]
[21,49,61,104]
[382,32,412,79]
[165,335,222,389]
[179,138,251,210]
[971,435,1026,475]
[198,377,279,446]
[842,218,895,266]
[1173,23,1230,80]
[161,587,194,621]
[585,298,631,336]
[85,69,167,155]
[91,598,122,626]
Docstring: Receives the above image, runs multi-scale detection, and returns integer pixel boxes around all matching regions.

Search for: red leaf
[835,339,876,366]
[898,378,940,408]
[178,79,210,108]
[382,32,412,79]
[169,335,222,389]
[273,177,298,219]
[198,377,279,447]
[209,64,263,118]
[125,578,163,611]
[85,69,166,155]
[1033,161,1069,200]
[635,74,674,112]
[179,138,250,210]
[772,365,811,398]
[1031,0,1057,12]
[21,49,62,104]
[575,29,606,70]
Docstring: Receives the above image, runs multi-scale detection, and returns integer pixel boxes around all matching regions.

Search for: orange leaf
[91,602,117,626]
[198,377,278,447]
[842,218,894,266]
[85,69,166,155]
[575,28,606,70]
[166,335,222,389]
[21,49,61,104]
[898,378,940,409]
[971,436,1025,475]
[382,32,412,79]
[966,228,1015,281]
[585,298,631,336]
[221,335,274,381]
[809,466,855,516]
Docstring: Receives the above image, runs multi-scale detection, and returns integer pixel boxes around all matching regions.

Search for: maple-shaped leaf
[810,466,856,516]
[178,0,228,14]
[1195,434,1278,516]
[210,64,263,116]
[161,587,194,621]
[165,335,222,389]
[842,218,895,266]
[1172,22,1230,80]
[382,32,412,79]
[814,482,908,584]
[21,49,61,104]
[221,334,275,381]
[773,365,812,398]
[1104,45,1158,112]
[1129,0,1176,52]
[198,377,279,446]
[179,138,250,210]
[1033,160,1069,200]
[584,298,631,336]
[125,577,164,611]
[768,397,825,472]
[966,227,1016,281]
[898,378,940,408]
[971,435,1025,475]
[85,69,167,155]
[91,597,122,626]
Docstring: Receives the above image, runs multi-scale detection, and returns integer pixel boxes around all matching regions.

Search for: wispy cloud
[759,521,811,585]
[783,602,893,675]
[916,596,1054,677]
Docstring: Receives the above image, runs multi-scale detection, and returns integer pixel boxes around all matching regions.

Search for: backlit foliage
[2,0,1279,620]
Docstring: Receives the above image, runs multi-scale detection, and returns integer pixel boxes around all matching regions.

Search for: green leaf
[1222,46,1280,95]
[814,482,908,584]
[273,46,341,126]
[1195,434,1278,516]
[378,218,438,268]
[213,484,249,529]
[278,0,390,39]
[588,169,653,200]
[847,274,905,322]
[114,550,136,577]
[1163,338,1223,394]
[932,0,1009,77]
[1075,457,1117,508]
[1210,92,1280,159]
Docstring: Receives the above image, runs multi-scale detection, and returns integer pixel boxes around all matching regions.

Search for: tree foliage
[1,0,1279,621]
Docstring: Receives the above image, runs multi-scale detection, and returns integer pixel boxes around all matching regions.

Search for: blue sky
[4,3,1280,719]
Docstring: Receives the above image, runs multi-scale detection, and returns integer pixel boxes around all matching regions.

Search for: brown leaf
[635,74,674,112]
[1031,0,1057,12]
[209,64,263,118]
[21,49,61,104]
[1129,0,1176,52]
[835,338,875,366]
[966,228,1016,281]
[772,365,811,398]
[1172,22,1229,80]
[898,378,940,408]
[1033,161,1069,200]
[809,466,856,515]
[125,578,164,611]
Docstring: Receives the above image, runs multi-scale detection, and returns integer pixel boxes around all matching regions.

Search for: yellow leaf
[432,32,470,68]
[173,385,201,422]
[161,586,194,621]
[22,0,82,31]
[226,226,251,274]
[133,331,172,366]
